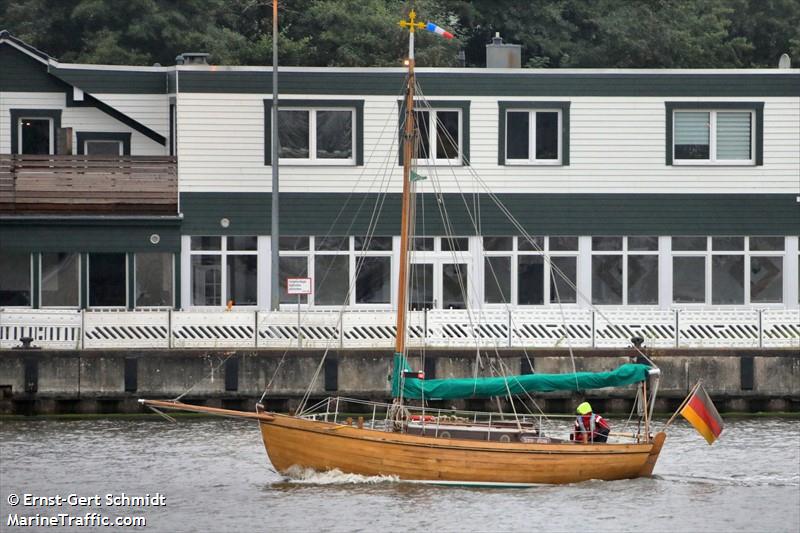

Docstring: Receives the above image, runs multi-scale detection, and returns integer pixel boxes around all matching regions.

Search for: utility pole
[270,0,280,310]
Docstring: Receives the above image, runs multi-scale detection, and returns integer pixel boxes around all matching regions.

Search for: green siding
[49,67,167,94]
[0,219,181,253]
[4,39,798,98]
[180,193,269,235]
[180,192,800,236]
[0,43,66,92]
[178,71,800,97]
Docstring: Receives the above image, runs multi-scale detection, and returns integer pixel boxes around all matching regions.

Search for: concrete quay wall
[0,348,797,415]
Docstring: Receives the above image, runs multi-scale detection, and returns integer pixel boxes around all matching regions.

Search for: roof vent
[778,53,791,69]
[176,52,210,66]
[486,32,521,68]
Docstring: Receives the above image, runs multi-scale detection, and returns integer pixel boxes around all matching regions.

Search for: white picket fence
[0,308,797,350]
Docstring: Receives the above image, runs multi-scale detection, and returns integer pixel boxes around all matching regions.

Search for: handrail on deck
[0,154,177,214]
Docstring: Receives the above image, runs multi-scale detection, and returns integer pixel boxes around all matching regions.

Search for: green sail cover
[391,354,651,400]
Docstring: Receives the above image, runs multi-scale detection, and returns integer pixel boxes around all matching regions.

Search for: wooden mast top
[394,10,424,356]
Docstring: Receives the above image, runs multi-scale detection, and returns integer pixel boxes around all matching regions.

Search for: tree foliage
[1,0,797,67]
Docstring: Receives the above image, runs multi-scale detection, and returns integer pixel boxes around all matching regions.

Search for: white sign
[287,277,312,295]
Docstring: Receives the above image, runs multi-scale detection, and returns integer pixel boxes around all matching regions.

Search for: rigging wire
[270,78,406,412]
[414,86,657,370]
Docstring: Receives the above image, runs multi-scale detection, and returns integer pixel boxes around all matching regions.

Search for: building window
[627,236,659,304]
[279,236,392,307]
[666,102,763,165]
[672,236,784,305]
[673,236,707,304]
[135,253,173,307]
[314,236,350,306]
[399,100,470,166]
[711,237,745,304]
[354,237,392,304]
[592,237,658,305]
[442,263,468,309]
[414,109,461,163]
[498,101,570,166]
[410,263,434,309]
[0,252,32,306]
[19,118,53,154]
[11,109,61,155]
[278,109,354,162]
[76,132,131,156]
[483,236,578,306]
[265,100,364,165]
[749,237,783,304]
[279,237,310,304]
[410,236,471,310]
[190,237,257,307]
[85,141,122,155]
[505,110,561,163]
[89,253,127,307]
[41,252,80,307]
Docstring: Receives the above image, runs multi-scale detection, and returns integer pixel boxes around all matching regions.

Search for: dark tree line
[1,0,798,67]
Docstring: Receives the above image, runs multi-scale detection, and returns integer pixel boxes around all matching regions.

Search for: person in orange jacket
[571,401,611,443]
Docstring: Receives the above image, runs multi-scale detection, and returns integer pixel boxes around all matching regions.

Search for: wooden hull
[260,414,666,485]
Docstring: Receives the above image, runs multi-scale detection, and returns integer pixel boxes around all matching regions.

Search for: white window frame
[84,140,124,156]
[39,252,81,309]
[17,117,54,155]
[745,237,786,308]
[591,237,660,307]
[672,109,755,166]
[87,253,129,309]
[482,236,579,308]
[671,236,786,307]
[278,236,394,310]
[189,237,259,308]
[504,109,562,165]
[133,253,175,309]
[278,108,357,166]
[413,108,463,166]
[410,236,472,310]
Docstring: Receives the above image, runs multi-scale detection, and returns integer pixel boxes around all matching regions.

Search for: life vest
[576,413,596,439]
[575,413,609,442]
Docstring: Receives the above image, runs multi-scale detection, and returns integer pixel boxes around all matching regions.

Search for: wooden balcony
[0,154,177,215]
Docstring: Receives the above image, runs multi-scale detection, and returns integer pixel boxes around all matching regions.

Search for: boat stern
[638,431,667,477]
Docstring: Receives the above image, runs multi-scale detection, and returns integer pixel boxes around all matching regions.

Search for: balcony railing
[0,154,177,215]
[0,308,797,350]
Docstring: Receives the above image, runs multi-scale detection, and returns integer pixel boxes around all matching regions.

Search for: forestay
[391,355,651,400]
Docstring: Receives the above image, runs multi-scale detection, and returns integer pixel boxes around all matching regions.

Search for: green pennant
[410,170,427,182]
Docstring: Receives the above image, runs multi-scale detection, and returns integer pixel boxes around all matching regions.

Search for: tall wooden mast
[395,10,424,357]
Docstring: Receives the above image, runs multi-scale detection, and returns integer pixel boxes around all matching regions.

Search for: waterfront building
[1,30,798,320]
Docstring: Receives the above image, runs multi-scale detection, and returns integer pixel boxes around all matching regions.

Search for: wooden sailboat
[141,9,667,486]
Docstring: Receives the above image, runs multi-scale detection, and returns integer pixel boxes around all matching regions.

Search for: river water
[1,416,798,533]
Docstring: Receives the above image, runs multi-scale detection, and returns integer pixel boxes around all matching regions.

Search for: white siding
[93,93,170,137]
[1,91,167,155]
[177,93,800,194]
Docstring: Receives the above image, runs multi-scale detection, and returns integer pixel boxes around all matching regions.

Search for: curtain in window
[674,112,709,159]
[716,112,751,160]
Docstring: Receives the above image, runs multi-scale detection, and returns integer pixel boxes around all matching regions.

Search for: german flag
[681,383,724,445]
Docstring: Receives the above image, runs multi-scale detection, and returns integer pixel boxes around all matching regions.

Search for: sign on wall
[287,277,312,295]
